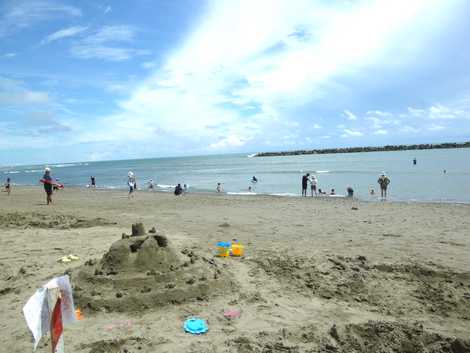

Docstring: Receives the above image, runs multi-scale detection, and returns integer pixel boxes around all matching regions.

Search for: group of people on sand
[301,172,390,199]
[301,173,320,197]
[174,183,188,195]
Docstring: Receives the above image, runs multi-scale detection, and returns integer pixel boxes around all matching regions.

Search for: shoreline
[4,185,470,207]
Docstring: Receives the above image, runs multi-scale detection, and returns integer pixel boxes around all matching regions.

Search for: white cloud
[0,76,49,105]
[1,52,16,58]
[41,26,88,45]
[142,61,158,69]
[104,5,112,14]
[82,26,135,44]
[70,46,150,61]
[0,1,82,37]
[343,109,357,121]
[313,123,321,129]
[400,125,420,134]
[407,104,466,120]
[341,129,363,138]
[428,123,445,131]
[70,26,150,61]
[209,135,246,149]
[373,129,388,135]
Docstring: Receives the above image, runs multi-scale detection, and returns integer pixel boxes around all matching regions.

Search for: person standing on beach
[90,176,96,188]
[42,168,53,205]
[4,177,11,195]
[302,173,309,197]
[309,175,317,196]
[377,172,390,199]
[128,171,136,198]
[216,183,223,193]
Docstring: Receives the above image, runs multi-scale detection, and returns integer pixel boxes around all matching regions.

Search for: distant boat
[247,153,256,158]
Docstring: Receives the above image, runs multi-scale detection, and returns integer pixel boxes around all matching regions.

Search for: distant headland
[254,141,470,157]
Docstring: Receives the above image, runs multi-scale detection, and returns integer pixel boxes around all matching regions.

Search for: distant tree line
[254,141,470,157]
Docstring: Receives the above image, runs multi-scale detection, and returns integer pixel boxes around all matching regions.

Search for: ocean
[2,148,470,203]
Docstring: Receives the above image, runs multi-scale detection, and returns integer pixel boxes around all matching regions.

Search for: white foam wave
[24,169,42,173]
[4,171,20,174]
[269,192,297,197]
[157,184,175,189]
[51,163,79,168]
[227,192,257,196]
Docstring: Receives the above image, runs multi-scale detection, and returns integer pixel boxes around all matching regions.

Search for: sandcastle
[72,223,231,312]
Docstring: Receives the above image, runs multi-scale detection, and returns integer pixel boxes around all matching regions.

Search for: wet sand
[1,187,469,352]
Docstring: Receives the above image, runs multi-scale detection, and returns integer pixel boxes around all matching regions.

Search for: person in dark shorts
[42,168,53,205]
[302,173,309,197]
[174,183,183,195]
[90,176,96,188]
[4,177,11,195]
[128,171,135,198]
[377,172,390,199]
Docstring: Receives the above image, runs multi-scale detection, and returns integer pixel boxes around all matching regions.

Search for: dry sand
[1,187,469,352]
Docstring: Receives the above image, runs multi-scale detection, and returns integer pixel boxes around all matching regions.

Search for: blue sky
[1,0,470,165]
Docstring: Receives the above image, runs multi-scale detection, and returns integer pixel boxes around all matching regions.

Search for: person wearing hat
[377,172,390,199]
[42,167,54,205]
[128,171,136,198]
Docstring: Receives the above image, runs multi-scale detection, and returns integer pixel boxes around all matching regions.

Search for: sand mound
[254,254,470,319]
[229,321,470,353]
[73,225,233,312]
[0,212,115,229]
[80,336,152,353]
[329,321,470,353]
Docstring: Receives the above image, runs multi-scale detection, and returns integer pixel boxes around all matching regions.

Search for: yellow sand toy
[230,240,244,257]
[57,254,80,263]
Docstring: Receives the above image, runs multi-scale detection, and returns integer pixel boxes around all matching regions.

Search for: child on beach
[128,171,136,198]
[90,176,96,188]
[148,179,155,190]
[216,183,223,193]
[42,168,53,205]
[4,177,11,195]
[309,175,317,196]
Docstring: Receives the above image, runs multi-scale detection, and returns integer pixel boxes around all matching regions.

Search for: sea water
[1,148,470,203]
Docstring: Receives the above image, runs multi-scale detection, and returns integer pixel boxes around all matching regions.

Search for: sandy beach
[1,187,469,352]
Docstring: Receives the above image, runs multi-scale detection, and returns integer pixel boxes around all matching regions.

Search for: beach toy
[183,317,208,335]
[230,240,244,257]
[75,308,84,320]
[57,254,80,263]
[223,309,241,319]
[216,242,230,257]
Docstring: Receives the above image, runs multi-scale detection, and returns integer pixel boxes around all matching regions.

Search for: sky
[1,0,470,165]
